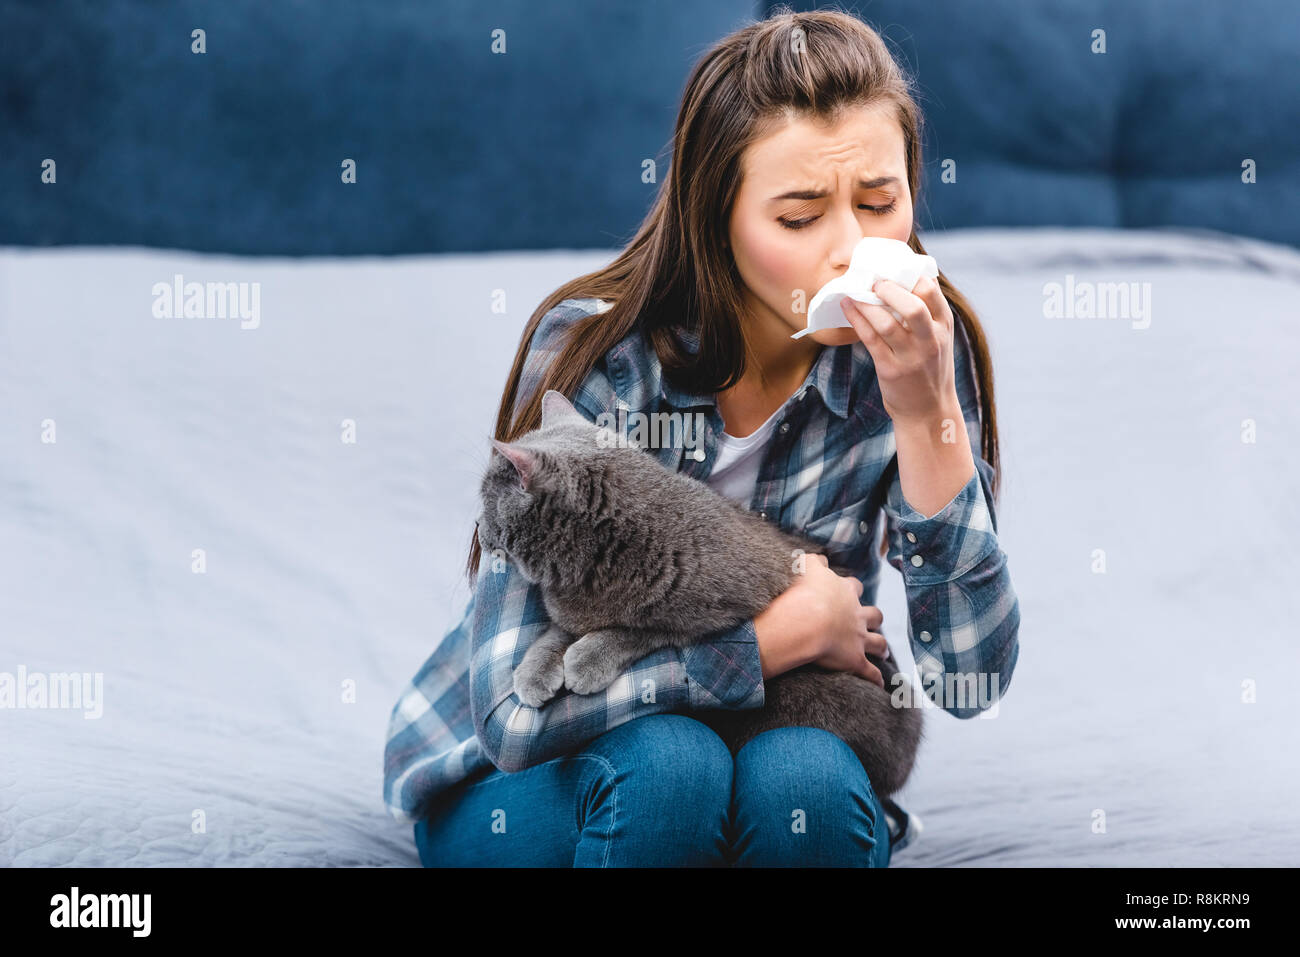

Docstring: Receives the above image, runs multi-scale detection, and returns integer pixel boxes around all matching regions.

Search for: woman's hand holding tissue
[838,275,959,426]
[841,274,978,518]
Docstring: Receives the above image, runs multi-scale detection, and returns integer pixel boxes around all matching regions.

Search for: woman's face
[728,102,914,346]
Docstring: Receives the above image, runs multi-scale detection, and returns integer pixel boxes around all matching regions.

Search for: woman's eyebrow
[767,176,900,203]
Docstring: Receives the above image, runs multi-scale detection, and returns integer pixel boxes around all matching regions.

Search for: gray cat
[475,388,924,798]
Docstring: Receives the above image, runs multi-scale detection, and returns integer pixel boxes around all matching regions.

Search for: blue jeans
[413,714,892,867]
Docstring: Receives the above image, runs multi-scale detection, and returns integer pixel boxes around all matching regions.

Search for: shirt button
[906,532,917,543]
[910,555,923,567]
[779,422,790,434]
[858,520,869,534]
[920,630,932,642]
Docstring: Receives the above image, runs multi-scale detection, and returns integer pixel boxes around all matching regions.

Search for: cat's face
[476,390,620,583]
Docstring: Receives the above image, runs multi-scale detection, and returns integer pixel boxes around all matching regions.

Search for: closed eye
[779,200,898,230]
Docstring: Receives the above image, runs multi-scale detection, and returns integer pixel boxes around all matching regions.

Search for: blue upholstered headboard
[1,0,1295,253]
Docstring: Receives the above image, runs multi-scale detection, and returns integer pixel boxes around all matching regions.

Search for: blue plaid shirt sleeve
[470,300,765,773]
[383,599,482,823]
[882,320,1021,719]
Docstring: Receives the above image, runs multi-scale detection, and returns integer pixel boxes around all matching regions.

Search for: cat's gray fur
[475,389,924,797]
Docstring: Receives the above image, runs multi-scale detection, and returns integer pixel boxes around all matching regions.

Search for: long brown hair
[464,4,1003,584]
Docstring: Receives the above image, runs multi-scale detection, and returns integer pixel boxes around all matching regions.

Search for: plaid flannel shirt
[384,296,1021,832]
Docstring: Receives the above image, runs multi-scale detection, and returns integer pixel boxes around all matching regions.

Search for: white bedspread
[2,226,1297,866]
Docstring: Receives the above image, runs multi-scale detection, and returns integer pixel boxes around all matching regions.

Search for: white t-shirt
[706,403,785,507]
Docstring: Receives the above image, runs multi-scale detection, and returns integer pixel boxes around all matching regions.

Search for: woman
[384,5,1021,867]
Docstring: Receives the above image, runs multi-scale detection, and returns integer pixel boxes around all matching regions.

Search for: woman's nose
[829,207,865,268]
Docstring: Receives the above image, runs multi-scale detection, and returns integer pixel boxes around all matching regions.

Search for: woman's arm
[892,393,976,520]
[754,598,819,679]
[840,278,1020,715]
[383,596,482,823]
[882,320,1021,717]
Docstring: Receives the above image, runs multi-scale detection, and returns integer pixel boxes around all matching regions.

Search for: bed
[3,224,1297,865]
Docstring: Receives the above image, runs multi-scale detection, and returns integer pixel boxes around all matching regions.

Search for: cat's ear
[490,438,540,491]
[540,389,586,429]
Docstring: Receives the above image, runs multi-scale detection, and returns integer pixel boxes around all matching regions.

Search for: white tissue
[792,237,939,339]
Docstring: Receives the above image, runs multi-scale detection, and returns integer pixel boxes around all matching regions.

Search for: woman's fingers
[863,629,888,658]
[871,278,936,341]
[841,296,900,356]
[910,275,954,337]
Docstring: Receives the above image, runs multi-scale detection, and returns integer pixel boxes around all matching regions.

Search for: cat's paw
[513,652,566,708]
[563,632,622,696]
